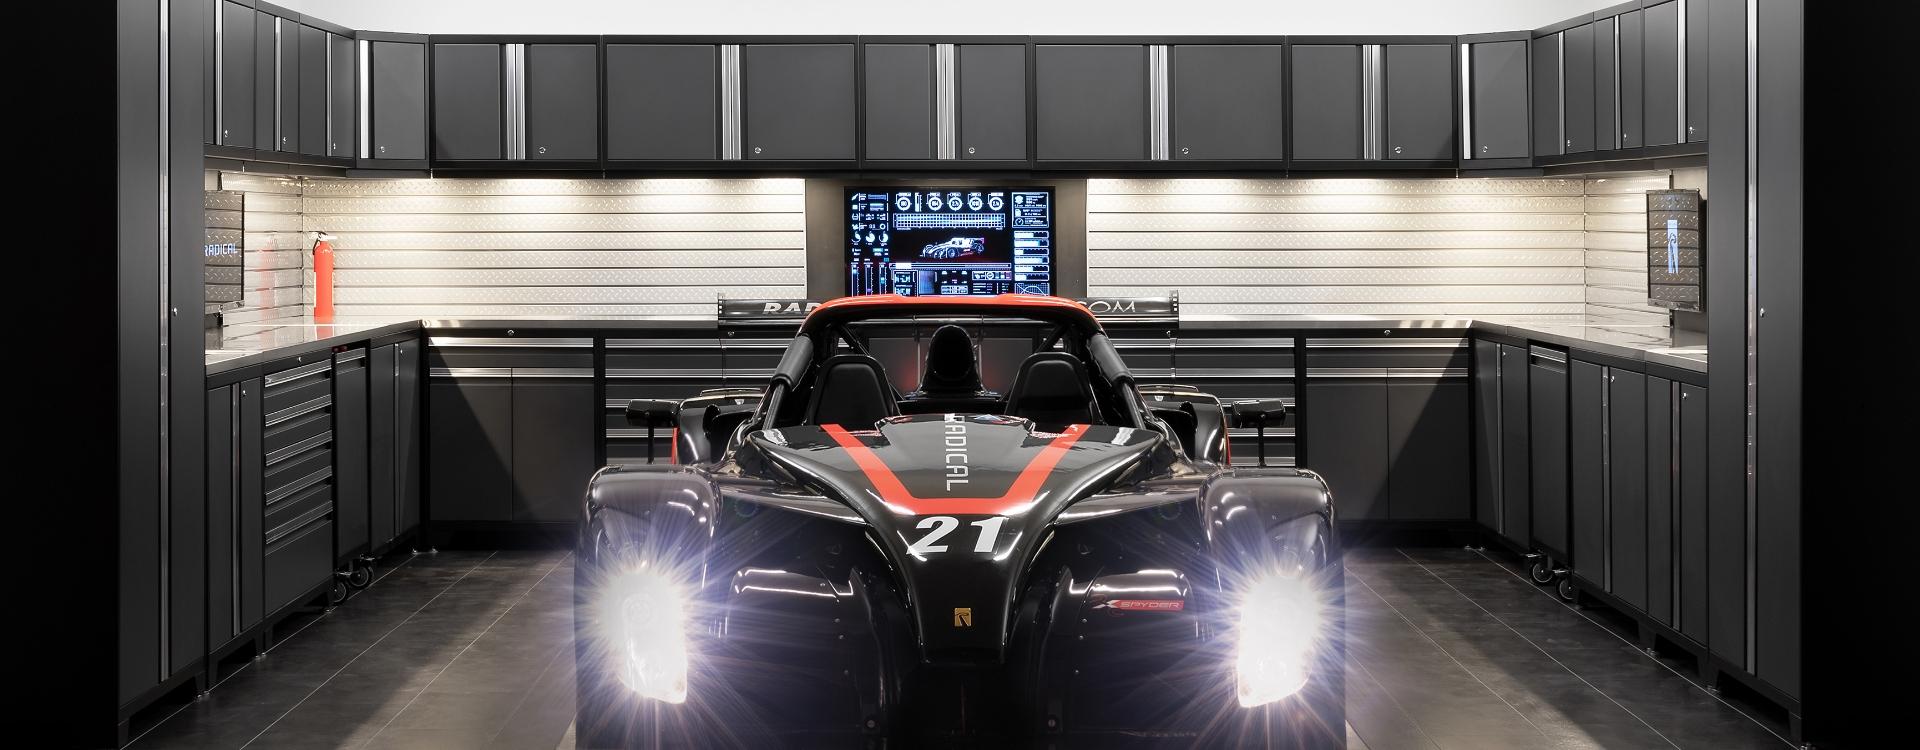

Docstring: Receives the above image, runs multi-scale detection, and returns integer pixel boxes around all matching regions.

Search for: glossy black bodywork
[575,299,1343,748]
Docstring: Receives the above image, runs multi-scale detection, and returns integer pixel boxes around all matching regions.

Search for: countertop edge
[205,316,1706,378]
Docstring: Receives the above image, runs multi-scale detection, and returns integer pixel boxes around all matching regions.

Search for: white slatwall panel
[216,172,310,325]
[304,177,806,318]
[1088,178,1591,321]
[1583,172,1671,324]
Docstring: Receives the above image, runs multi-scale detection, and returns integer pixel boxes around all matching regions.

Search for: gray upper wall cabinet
[1685,0,1707,142]
[526,44,600,160]
[1643,0,1682,147]
[297,25,328,155]
[275,16,300,152]
[1469,40,1530,159]
[1172,44,1285,161]
[1562,24,1595,153]
[863,44,935,160]
[1618,10,1645,148]
[1290,45,1363,160]
[1531,33,1561,156]
[368,38,428,160]
[217,1,255,148]
[328,33,355,157]
[431,43,504,160]
[743,44,857,160]
[1384,44,1454,159]
[1593,16,1616,151]
[958,44,1027,160]
[252,11,274,149]
[1036,45,1148,161]
[605,44,718,161]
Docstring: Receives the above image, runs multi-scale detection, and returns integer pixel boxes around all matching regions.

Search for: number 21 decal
[907,516,1009,556]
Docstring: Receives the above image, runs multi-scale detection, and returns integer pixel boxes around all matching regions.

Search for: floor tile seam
[1347,564,1555,740]
[232,551,499,750]
[1461,548,1794,748]
[352,552,572,749]
[1397,550,1697,750]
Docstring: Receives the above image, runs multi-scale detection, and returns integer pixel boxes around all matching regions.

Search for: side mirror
[626,398,679,428]
[1230,398,1287,427]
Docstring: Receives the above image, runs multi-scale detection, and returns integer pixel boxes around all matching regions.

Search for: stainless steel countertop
[207,313,1707,375]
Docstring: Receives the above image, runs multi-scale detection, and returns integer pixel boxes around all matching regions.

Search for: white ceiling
[266,0,1625,36]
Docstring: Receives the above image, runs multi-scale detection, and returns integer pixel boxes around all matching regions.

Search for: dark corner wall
[803,178,1088,300]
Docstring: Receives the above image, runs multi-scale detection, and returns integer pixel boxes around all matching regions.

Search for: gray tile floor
[128,547,1791,750]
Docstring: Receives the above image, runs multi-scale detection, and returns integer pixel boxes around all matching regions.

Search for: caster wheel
[1530,560,1555,584]
[348,563,374,589]
[1556,577,1576,602]
[327,580,349,606]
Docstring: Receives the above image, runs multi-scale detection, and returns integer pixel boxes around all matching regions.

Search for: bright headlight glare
[600,567,690,704]
[1234,573,1323,707]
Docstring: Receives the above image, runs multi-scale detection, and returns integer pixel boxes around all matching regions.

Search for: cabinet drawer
[264,517,333,613]
[264,376,333,417]
[264,409,332,459]
[265,446,333,497]
[266,480,333,532]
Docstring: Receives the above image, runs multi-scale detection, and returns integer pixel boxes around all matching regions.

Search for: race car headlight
[600,567,690,704]
[1234,572,1324,707]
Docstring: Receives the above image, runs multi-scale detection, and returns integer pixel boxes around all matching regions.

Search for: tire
[326,580,348,607]
[1529,560,1554,584]
[1556,577,1576,602]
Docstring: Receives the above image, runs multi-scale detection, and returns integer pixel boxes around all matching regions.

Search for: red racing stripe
[820,423,1086,516]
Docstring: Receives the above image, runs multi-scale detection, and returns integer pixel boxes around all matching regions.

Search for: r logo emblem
[953,607,972,627]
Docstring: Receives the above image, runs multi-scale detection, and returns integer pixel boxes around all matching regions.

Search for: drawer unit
[257,355,338,612]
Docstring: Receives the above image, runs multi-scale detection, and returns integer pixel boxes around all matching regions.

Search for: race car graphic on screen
[919,236,987,260]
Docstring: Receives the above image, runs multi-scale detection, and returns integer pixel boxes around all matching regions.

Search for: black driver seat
[900,325,1003,414]
[1004,352,1099,432]
[804,354,899,428]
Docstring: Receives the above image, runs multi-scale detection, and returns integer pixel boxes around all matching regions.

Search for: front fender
[1201,468,1336,584]
[579,464,721,586]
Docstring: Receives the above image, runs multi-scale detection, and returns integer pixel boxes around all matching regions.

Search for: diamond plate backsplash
[305,177,806,318]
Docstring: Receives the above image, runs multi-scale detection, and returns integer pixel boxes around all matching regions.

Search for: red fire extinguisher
[313,232,337,322]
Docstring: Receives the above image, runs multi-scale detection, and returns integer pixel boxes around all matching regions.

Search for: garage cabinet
[1303,338,1470,521]
[862,42,1030,163]
[369,339,423,552]
[428,337,599,523]
[1172,44,1286,161]
[332,349,371,568]
[743,43,857,160]
[1290,41,1454,164]
[1530,31,1560,156]
[206,377,264,657]
[1289,44,1363,160]
[605,43,719,161]
[1466,36,1531,160]
[365,33,429,160]
[1036,44,1148,161]
[1530,348,1570,559]
[431,42,503,160]
[1473,341,1534,547]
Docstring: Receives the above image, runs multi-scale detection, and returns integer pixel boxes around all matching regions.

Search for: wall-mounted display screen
[845,186,1054,296]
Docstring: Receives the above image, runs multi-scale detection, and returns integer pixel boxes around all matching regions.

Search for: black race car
[575,295,1344,749]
